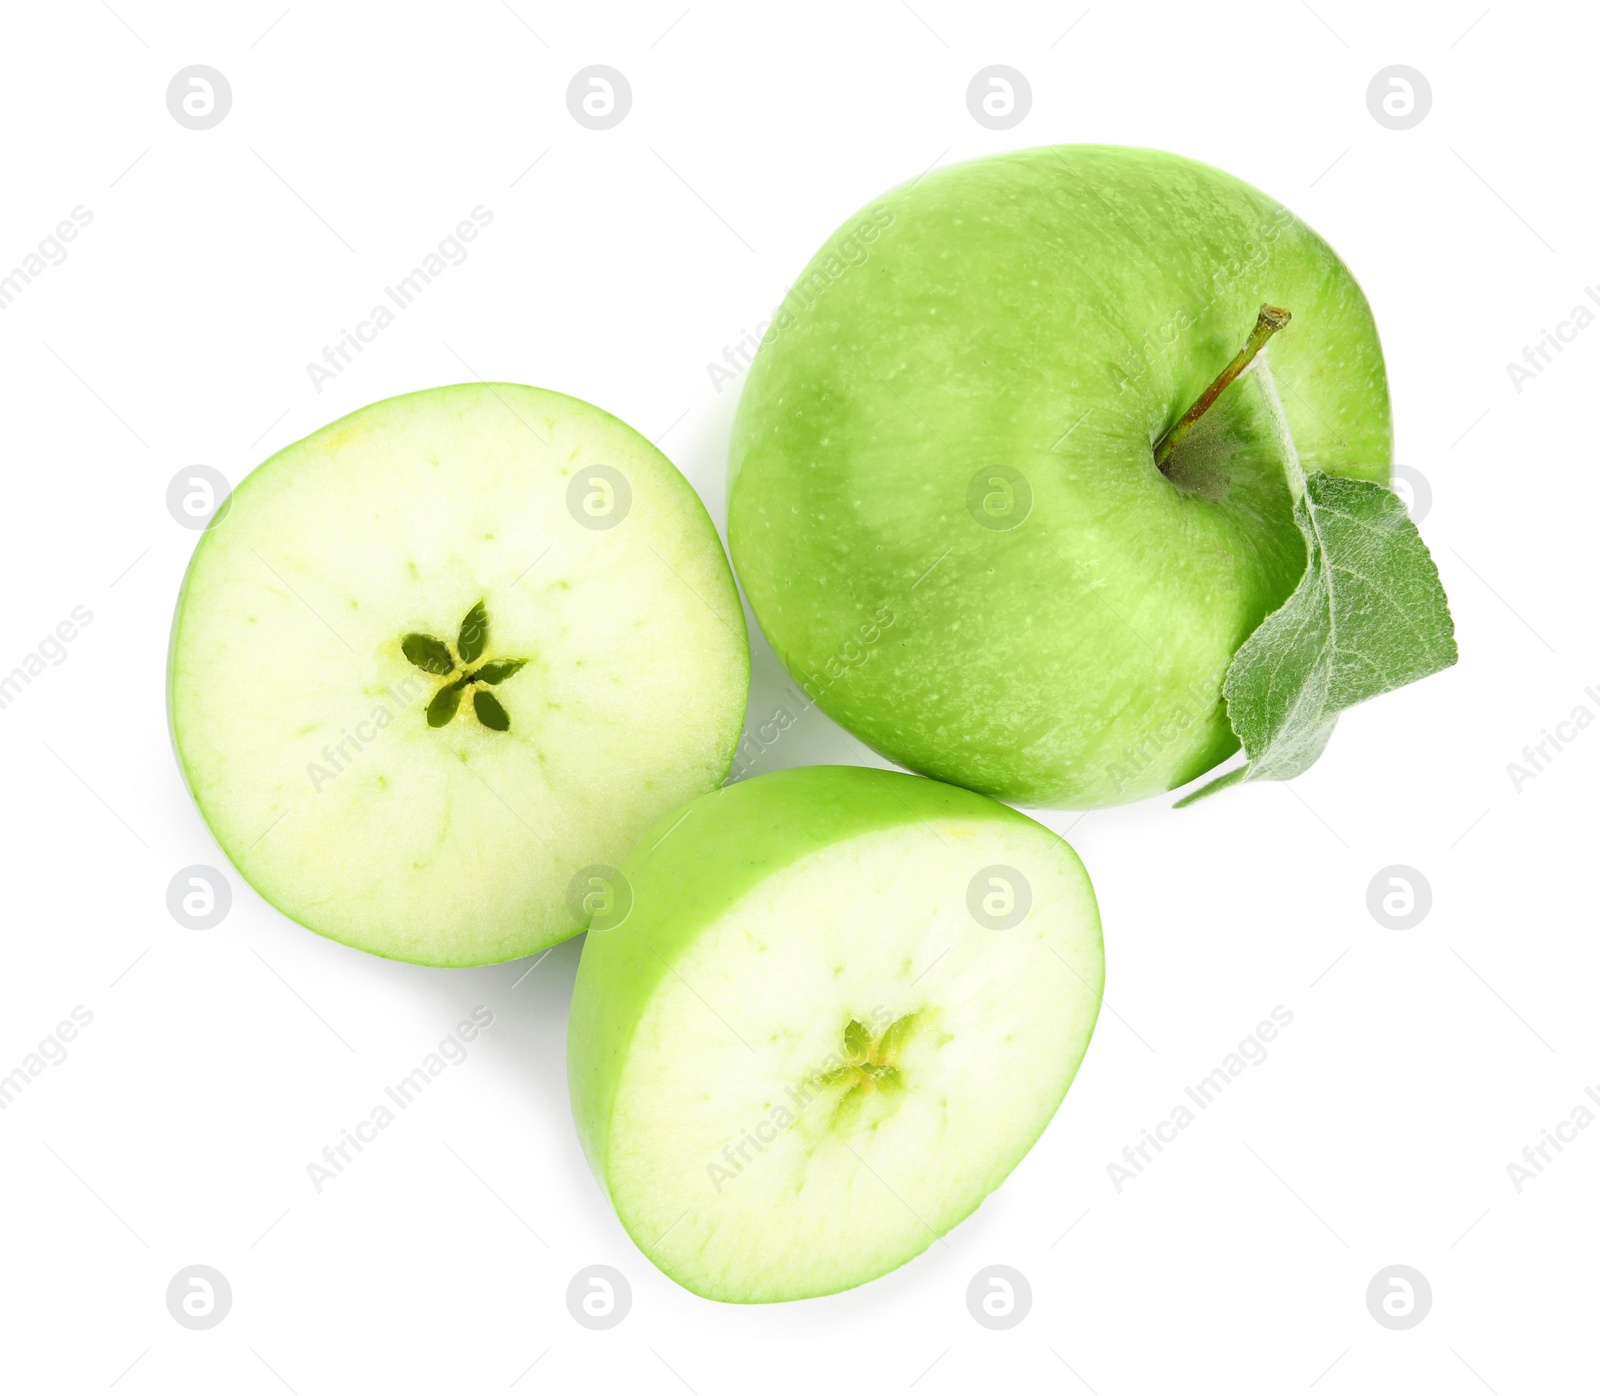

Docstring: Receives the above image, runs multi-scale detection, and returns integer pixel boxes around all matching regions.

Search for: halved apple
[168,383,748,965]
[569,765,1103,1301]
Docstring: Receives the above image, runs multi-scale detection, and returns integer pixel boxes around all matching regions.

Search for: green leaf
[402,633,455,675]
[426,683,463,727]
[458,601,489,664]
[474,658,527,685]
[1178,364,1457,806]
[473,689,510,731]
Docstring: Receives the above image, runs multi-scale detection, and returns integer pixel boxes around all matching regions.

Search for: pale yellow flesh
[169,385,747,965]
[606,818,1103,1301]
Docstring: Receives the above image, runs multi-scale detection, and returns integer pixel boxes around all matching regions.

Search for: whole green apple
[568,764,1102,1302]
[729,145,1390,806]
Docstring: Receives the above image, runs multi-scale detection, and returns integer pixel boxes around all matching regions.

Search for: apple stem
[1153,304,1292,470]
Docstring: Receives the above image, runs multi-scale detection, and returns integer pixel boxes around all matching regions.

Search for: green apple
[168,383,748,966]
[729,144,1390,807]
[568,764,1102,1302]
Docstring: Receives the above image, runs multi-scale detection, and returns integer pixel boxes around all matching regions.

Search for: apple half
[568,765,1103,1302]
[168,383,748,966]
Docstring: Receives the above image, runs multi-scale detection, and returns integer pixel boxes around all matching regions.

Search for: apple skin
[729,145,1390,807]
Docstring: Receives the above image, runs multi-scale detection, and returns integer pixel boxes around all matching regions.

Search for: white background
[0,1,1593,1391]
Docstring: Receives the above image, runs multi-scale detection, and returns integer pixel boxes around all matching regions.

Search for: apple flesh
[729,145,1390,807]
[568,765,1103,1302]
[168,383,748,966]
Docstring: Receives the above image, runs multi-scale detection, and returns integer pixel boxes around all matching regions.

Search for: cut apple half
[568,765,1103,1302]
[168,383,748,966]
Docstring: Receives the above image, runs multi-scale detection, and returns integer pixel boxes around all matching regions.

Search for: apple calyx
[815,1012,920,1128]
[1154,303,1292,473]
[400,600,528,731]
